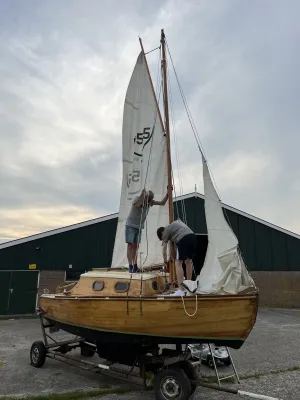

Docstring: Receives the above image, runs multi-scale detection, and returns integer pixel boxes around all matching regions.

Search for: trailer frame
[29,313,281,400]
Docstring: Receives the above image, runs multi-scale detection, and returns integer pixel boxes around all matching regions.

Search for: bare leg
[185,258,193,280]
[133,243,138,265]
[127,243,138,265]
[127,244,133,265]
[175,260,184,288]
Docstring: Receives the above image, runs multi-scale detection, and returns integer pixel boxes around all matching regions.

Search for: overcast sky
[1,0,300,243]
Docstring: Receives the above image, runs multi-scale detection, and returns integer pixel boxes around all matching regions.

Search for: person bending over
[157,219,196,296]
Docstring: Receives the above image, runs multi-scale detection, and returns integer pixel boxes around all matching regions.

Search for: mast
[139,32,176,279]
[161,29,176,283]
[160,29,174,224]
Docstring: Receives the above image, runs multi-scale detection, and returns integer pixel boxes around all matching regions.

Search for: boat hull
[39,292,258,350]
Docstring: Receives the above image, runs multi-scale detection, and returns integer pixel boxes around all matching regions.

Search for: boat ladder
[202,343,240,387]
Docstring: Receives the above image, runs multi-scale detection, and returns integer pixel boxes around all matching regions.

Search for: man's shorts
[176,233,196,260]
[125,225,142,244]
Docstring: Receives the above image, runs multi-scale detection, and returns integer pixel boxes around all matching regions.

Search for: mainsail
[111,52,168,268]
[183,155,255,294]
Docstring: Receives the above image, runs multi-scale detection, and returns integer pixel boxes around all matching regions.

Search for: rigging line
[160,49,182,233]
[165,41,206,158]
[169,99,187,225]
[165,41,245,256]
[142,50,163,192]
[139,82,163,268]
[165,40,223,202]
[163,59,180,225]
[166,57,185,205]
[137,49,163,269]
[166,52,199,280]
[166,67,180,219]
[171,168,179,218]
[169,98,185,223]
[154,45,162,106]
[164,38,241,241]
[145,45,161,55]
[165,42,254,285]
[166,62,188,225]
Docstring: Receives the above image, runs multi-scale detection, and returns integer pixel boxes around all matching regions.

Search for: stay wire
[166,65,188,225]
[165,39,251,274]
[166,59,197,281]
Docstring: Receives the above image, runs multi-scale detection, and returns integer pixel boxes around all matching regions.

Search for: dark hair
[157,227,165,240]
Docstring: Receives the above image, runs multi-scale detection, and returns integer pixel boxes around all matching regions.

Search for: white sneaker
[170,289,185,297]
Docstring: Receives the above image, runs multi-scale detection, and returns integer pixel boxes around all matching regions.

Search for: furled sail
[183,155,255,294]
[111,52,168,268]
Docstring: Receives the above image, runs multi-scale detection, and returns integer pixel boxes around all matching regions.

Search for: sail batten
[111,52,168,268]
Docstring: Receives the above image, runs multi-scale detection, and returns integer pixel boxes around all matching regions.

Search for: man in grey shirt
[157,219,196,296]
[126,188,168,272]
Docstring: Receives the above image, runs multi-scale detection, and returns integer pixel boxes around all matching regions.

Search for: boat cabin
[60,269,170,297]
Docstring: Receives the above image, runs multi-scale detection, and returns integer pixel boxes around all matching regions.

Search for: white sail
[183,155,255,294]
[111,52,168,268]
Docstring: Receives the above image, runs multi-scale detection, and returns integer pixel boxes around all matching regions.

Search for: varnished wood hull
[39,292,258,349]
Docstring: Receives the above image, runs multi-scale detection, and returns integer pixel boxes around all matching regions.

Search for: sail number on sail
[126,126,154,197]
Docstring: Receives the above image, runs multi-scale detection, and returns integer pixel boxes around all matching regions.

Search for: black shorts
[176,234,196,261]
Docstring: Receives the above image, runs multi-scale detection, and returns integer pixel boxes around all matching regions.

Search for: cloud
[1,0,300,243]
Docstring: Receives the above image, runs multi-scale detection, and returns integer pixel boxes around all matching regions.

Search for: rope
[126,272,133,315]
[166,39,228,216]
[165,39,254,279]
[134,47,163,272]
[137,71,163,270]
[167,65,188,224]
[166,56,198,281]
[181,294,198,317]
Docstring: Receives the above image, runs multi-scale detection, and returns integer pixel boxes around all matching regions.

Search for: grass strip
[0,387,133,400]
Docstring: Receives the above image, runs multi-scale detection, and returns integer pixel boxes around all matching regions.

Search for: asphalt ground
[0,308,299,400]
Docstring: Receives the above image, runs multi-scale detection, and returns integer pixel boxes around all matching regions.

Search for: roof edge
[0,191,299,250]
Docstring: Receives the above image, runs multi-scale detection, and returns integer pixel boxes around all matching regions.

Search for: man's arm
[134,189,146,207]
[162,241,168,263]
[152,192,168,206]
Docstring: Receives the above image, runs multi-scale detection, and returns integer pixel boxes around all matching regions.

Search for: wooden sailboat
[39,30,259,357]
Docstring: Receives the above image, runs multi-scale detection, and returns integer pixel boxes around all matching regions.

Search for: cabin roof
[81,270,162,281]
[0,191,300,250]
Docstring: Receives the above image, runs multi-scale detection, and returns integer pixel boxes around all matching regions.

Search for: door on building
[0,271,39,315]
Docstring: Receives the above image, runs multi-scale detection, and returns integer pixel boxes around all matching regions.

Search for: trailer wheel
[154,368,191,400]
[30,341,46,368]
[179,361,198,395]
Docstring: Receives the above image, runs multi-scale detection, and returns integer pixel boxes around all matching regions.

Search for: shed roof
[1,192,299,250]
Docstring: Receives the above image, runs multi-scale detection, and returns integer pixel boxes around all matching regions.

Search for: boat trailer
[30,314,282,400]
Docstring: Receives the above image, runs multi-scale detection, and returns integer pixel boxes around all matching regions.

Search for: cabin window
[115,282,129,293]
[93,281,104,291]
[152,281,158,291]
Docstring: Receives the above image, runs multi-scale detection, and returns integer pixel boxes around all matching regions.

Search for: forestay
[111,52,168,268]
[183,156,255,295]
